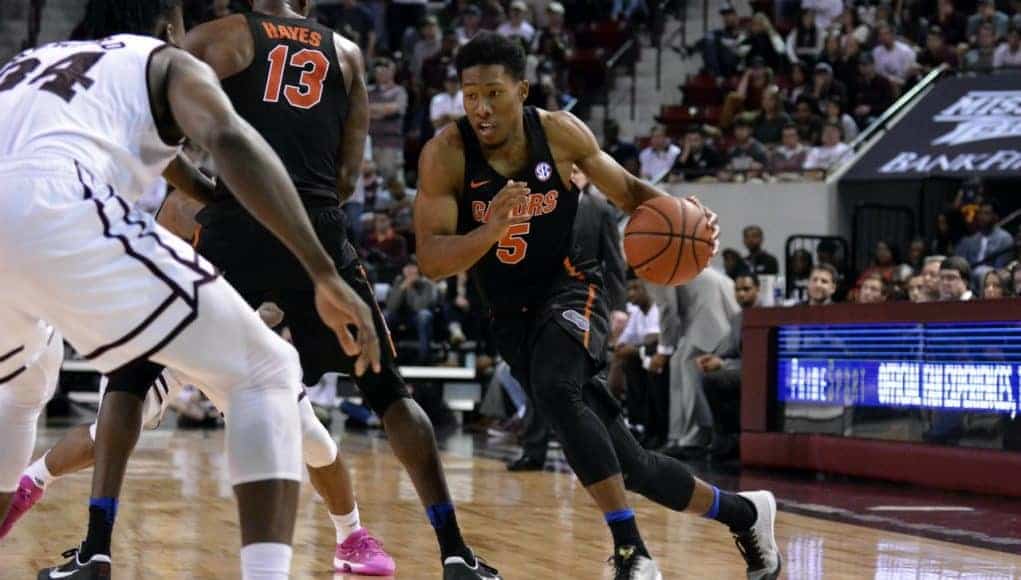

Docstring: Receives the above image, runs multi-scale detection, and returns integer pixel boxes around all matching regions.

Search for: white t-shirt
[803,142,851,170]
[618,303,661,346]
[498,21,536,43]
[638,144,681,180]
[429,91,464,125]
[872,41,917,84]
[994,43,1021,68]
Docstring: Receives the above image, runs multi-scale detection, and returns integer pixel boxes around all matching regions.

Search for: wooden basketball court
[2,427,1019,578]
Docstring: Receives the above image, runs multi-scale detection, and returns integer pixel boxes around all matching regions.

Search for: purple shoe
[0,475,44,540]
[334,528,396,576]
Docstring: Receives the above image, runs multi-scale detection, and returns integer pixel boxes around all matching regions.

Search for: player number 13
[263,45,329,109]
[496,223,530,265]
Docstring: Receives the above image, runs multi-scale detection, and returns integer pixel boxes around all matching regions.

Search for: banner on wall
[843,75,1021,181]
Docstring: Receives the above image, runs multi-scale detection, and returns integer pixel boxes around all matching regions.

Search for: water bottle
[773,275,785,306]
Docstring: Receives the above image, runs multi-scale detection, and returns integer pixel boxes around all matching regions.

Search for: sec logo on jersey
[535,161,553,182]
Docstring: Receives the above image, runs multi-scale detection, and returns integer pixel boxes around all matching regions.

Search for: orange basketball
[624,196,715,286]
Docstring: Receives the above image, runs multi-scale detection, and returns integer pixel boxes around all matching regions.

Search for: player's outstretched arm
[158,48,380,374]
[548,110,667,214]
[549,110,720,250]
[414,127,529,280]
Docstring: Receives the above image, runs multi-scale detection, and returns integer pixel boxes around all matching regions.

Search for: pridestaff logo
[931,91,1021,146]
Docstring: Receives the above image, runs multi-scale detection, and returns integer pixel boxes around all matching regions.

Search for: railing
[603,37,639,124]
[652,0,677,92]
[651,165,838,186]
[846,64,949,154]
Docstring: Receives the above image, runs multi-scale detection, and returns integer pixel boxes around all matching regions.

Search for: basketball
[624,196,714,286]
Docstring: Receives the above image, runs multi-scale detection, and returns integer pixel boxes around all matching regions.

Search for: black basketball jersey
[455,107,580,312]
[214,13,347,202]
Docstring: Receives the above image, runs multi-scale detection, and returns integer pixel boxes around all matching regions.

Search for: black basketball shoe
[443,549,501,579]
[38,548,111,579]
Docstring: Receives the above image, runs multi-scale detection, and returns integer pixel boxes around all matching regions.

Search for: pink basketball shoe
[334,528,396,576]
[0,475,44,540]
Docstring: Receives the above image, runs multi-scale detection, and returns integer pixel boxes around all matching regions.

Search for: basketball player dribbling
[415,32,782,580]
[0,1,382,579]
[30,2,501,579]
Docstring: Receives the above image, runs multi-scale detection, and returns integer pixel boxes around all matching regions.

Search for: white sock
[331,504,362,544]
[240,543,292,580]
[24,454,55,488]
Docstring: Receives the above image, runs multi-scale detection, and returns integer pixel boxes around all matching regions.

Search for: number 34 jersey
[0,35,179,199]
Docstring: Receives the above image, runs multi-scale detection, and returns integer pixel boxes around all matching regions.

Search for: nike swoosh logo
[470,180,490,189]
[48,569,78,579]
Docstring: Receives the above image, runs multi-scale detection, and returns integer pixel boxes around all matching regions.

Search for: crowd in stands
[757,189,1021,307]
[39,1,1021,461]
[643,0,1021,183]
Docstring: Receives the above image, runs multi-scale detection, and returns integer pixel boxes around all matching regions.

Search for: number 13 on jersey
[263,45,329,109]
[496,223,530,265]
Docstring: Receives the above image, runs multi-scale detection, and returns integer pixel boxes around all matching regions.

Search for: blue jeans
[414,309,434,362]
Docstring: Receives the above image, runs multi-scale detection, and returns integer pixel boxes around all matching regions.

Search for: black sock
[706,488,757,532]
[426,502,471,562]
[605,509,649,558]
[80,497,117,560]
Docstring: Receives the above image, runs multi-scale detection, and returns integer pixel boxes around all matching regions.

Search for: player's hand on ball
[489,180,530,232]
[685,196,720,258]
[314,275,382,376]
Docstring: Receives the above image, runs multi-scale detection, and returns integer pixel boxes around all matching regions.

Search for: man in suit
[696,272,759,461]
[507,167,627,470]
[955,202,1013,289]
[648,267,739,459]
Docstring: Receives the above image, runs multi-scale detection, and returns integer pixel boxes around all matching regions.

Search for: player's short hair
[456,31,527,81]
[77,0,182,39]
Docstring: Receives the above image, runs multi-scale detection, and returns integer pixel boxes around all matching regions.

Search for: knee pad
[224,345,304,486]
[299,395,337,468]
[0,331,59,491]
[619,448,695,511]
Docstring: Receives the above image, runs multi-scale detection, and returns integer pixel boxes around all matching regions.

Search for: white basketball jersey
[0,35,179,200]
